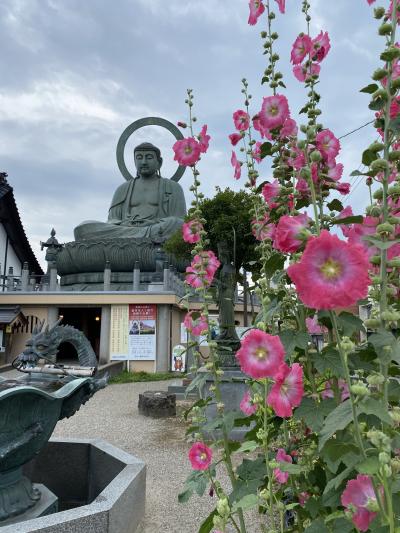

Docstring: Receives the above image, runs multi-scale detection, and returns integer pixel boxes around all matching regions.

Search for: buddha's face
[134,150,161,178]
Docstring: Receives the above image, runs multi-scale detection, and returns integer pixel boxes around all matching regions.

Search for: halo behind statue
[116,116,186,182]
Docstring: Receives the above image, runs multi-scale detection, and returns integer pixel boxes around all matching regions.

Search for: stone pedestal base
[203,370,253,441]
[138,391,176,418]
[0,484,58,527]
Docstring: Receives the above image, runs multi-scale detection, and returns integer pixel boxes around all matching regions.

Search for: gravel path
[53,380,219,533]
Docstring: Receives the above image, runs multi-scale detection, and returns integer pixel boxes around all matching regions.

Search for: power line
[338,120,375,140]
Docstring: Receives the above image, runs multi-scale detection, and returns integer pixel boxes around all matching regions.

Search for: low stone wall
[1,438,146,533]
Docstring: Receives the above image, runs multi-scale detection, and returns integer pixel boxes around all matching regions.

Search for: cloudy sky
[0,0,382,268]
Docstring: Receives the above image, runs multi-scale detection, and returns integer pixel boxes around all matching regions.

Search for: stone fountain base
[1,438,146,533]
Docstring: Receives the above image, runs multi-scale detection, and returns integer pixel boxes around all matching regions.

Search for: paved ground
[53,380,224,533]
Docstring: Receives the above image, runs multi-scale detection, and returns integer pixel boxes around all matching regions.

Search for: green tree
[163,187,259,280]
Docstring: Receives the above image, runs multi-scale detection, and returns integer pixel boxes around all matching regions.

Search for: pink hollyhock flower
[189,442,212,471]
[231,151,242,180]
[273,214,310,253]
[289,148,306,170]
[287,230,371,310]
[183,311,208,337]
[248,0,265,25]
[252,141,263,163]
[253,114,272,139]
[240,390,258,415]
[273,448,292,484]
[293,62,320,82]
[311,31,331,62]
[321,379,349,401]
[298,492,310,507]
[311,162,319,183]
[182,220,203,244]
[316,129,340,161]
[336,182,351,195]
[291,34,312,65]
[341,475,381,532]
[192,250,220,277]
[346,216,379,258]
[229,133,242,146]
[267,363,304,417]
[262,179,280,204]
[327,161,343,181]
[186,251,220,288]
[280,117,298,139]
[296,178,310,196]
[259,94,290,130]
[273,0,285,14]
[198,125,210,153]
[233,110,250,131]
[367,0,376,4]
[388,242,400,261]
[387,1,400,24]
[185,266,211,289]
[173,137,201,166]
[305,316,327,334]
[338,206,354,238]
[236,329,285,379]
[252,217,276,241]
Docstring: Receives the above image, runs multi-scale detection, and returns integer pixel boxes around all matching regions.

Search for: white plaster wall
[0,223,22,278]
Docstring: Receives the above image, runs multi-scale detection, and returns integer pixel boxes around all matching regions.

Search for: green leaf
[337,312,365,336]
[360,83,379,94]
[322,438,358,474]
[368,328,400,363]
[264,252,285,277]
[305,496,322,519]
[319,401,353,450]
[350,169,369,177]
[391,477,400,494]
[368,97,385,112]
[198,509,217,533]
[277,462,306,474]
[295,397,336,433]
[179,470,209,503]
[260,142,272,159]
[229,479,263,503]
[363,235,400,250]
[184,397,212,420]
[326,199,343,212]
[362,148,378,166]
[236,441,258,453]
[313,345,345,377]
[304,518,329,533]
[237,456,267,482]
[279,330,311,357]
[356,456,380,475]
[323,461,358,495]
[232,493,259,512]
[185,372,210,397]
[330,517,354,532]
[359,397,393,426]
[332,215,364,225]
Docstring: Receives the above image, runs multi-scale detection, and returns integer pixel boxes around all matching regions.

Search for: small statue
[74,143,186,243]
[215,241,241,367]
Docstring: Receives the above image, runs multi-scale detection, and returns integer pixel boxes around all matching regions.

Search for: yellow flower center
[200,453,207,461]
[320,258,341,280]
[255,348,268,360]
[184,146,192,154]
[269,105,278,116]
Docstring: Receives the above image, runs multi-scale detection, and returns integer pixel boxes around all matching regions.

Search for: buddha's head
[134,142,163,178]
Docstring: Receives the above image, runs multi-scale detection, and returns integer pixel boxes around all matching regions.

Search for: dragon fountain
[0,319,107,523]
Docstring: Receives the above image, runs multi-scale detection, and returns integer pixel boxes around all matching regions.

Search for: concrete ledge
[1,438,146,533]
[97,361,125,379]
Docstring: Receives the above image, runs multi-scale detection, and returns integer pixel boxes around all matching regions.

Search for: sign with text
[128,304,157,361]
[110,305,129,360]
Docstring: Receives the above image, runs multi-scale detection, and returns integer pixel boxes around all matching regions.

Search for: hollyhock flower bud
[374,6,385,18]
[350,382,370,397]
[233,110,250,131]
[341,475,382,532]
[177,121,187,128]
[298,492,310,507]
[367,372,385,385]
[373,68,388,80]
[273,214,310,253]
[236,329,285,379]
[217,497,230,517]
[248,0,265,25]
[259,94,290,130]
[173,137,201,166]
[267,363,304,417]
[370,158,389,172]
[273,449,292,484]
[287,231,371,310]
[189,442,212,470]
